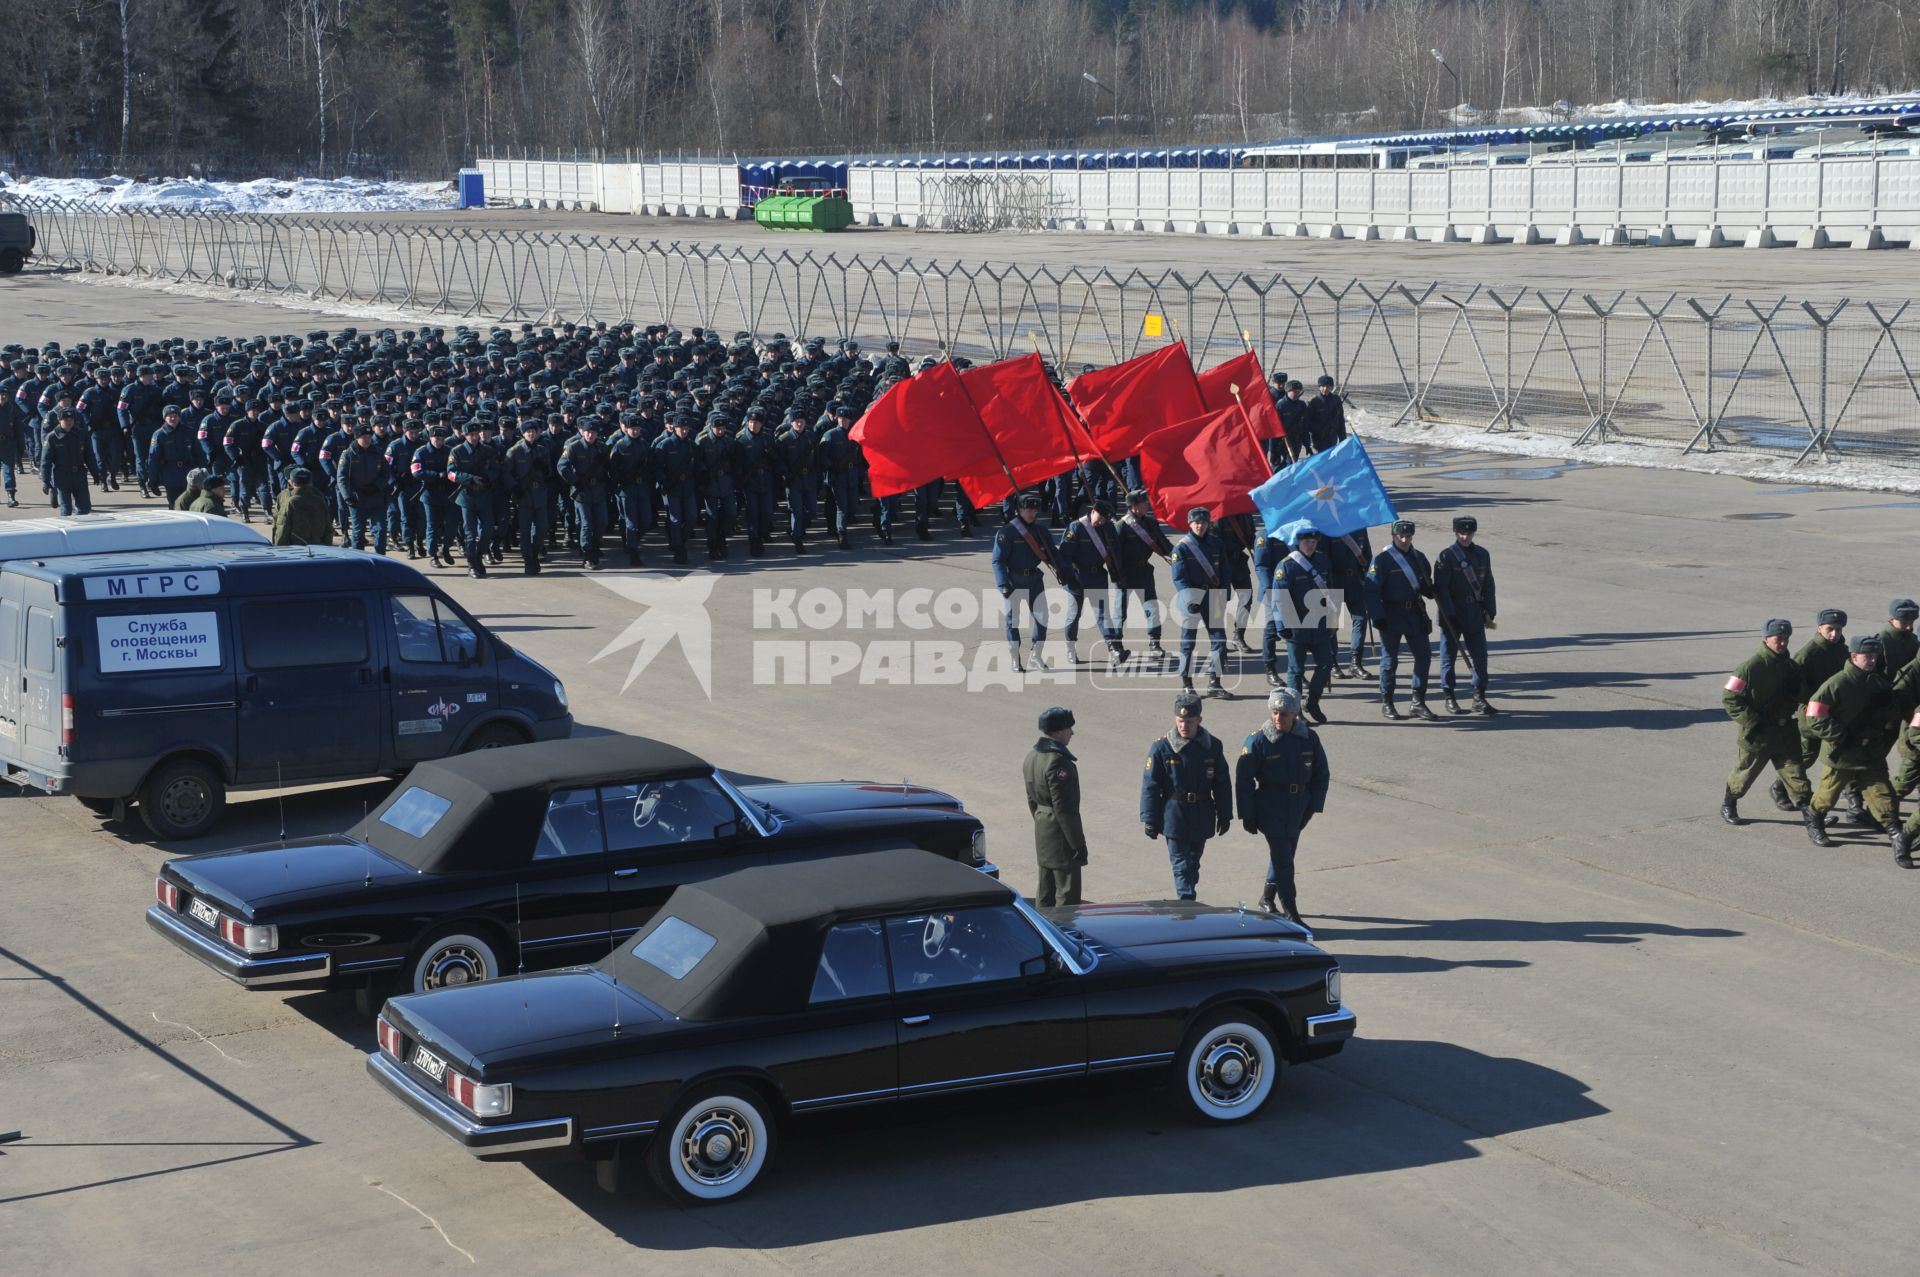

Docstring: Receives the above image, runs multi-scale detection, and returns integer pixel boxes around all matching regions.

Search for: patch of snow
[1350,408,1920,495]
[0,171,455,213]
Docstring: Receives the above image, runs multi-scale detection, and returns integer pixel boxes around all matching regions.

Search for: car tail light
[1326,968,1342,1007]
[970,828,987,866]
[218,915,278,954]
[155,878,180,910]
[376,1018,402,1058]
[60,694,74,747]
[446,1067,513,1117]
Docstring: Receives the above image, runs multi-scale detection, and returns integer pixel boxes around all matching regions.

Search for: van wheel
[460,724,523,752]
[0,249,23,274]
[137,760,226,841]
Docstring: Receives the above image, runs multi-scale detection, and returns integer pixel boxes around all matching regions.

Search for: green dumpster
[753,179,854,232]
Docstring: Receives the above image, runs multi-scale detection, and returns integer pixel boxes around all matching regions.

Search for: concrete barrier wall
[479,159,744,218]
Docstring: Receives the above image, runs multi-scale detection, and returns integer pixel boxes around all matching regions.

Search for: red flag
[953,354,1083,508]
[1067,342,1207,459]
[1197,350,1287,439]
[849,362,996,498]
[1137,405,1273,522]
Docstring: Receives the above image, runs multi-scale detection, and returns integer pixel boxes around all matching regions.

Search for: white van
[0,511,268,563]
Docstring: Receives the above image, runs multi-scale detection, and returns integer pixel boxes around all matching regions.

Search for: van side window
[25,607,55,674]
[240,598,369,670]
[389,593,480,665]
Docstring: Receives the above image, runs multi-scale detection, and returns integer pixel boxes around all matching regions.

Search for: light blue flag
[1249,435,1398,541]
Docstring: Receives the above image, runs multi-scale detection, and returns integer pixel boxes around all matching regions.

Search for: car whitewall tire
[411,932,498,993]
[1177,1016,1278,1122]
[650,1091,775,1204]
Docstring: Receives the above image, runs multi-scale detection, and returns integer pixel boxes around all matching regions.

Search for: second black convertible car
[368,849,1355,1204]
[148,736,991,995]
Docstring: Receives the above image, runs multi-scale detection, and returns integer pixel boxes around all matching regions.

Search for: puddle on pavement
[1723,512,1795,520]
[1438,463,1589,481]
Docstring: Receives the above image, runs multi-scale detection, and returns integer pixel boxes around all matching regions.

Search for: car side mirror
[1019,954,1051,980]
[713,817,742,841]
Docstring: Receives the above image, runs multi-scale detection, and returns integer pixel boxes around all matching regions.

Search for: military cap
[1891,598,1919,621]
[833,402,858,418]
[1174,692,1204,719]
[1390,519,1416,536]
[57,408,80,422]
[1763,618,1793,639]
[1453,515,1478,534]
[1268,689,1302,713]
[1852,635,1884,656]
[1294,526,1322,540]
[353,423,374,436]
[520,419,543,433]
[202,473,230,489]
[1127,488,1151,505]
[1287,380,1304,393]
[161,402,183,415]
[1817,608,1847,628]
[1317,374,1335,387]
[1038,706,1075,733]
[1186,506,1212,522]
[428,424,451,437]
[1093,498,1114,518]
[1016,492,1043,510]
[289,468,313,485]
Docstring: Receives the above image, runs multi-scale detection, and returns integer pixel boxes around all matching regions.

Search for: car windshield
[1012,898,1097,973]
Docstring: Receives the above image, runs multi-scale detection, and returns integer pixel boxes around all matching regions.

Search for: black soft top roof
[355,735,709,872]
[601,848,1012,1020]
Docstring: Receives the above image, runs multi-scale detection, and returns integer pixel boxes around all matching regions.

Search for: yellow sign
[1143,313,1165,338]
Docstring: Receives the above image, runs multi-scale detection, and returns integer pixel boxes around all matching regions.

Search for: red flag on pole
[1067,342,1207,458]
[849,361,997,498]
[953,354,1084,508]
[1197,351,1287,439]
[1136,405,1273,522]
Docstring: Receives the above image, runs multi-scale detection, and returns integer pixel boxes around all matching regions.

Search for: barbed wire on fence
[5,191,1916,468]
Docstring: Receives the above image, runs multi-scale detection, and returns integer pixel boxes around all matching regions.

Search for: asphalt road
[3,306,1917,1274]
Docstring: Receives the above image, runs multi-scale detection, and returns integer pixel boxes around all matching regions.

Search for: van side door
[234,594,383,782]
[383,590,494,763]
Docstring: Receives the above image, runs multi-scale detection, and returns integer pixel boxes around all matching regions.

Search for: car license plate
[188,898,219,928]
[412,1046,448,1082]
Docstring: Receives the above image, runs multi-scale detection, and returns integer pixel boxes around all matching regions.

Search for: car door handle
[244,675,258,693]
[612,867,639,878]
[901,1014,931,1025]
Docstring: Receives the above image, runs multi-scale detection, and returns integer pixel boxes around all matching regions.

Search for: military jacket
[1277,548,1336,632]
[449,440,501,507]
[992,517,1056,588]
[1023,737,1087,869]
[412,442,456,502]
[1116,513,1172,589]
[1139,729,1233,839]
[270,487,335,547]
[1434,541,1496,622]
[607,433,650,489]
[1234,720,1330,836]
[1876,624,1920,679]
[1171,529,1228,594]
[1806,663,1896,770]
[1793,635,1850,723]
[1061,517,1122,590]
[1723,645,1801,739]
[557,436,609,495]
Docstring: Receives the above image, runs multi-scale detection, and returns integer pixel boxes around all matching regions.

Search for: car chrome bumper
[146,905,331,988]
[367,1051,575,1157]
[1305,1007,1357,1042]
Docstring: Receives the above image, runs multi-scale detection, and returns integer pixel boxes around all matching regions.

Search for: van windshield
[377,785,453,838]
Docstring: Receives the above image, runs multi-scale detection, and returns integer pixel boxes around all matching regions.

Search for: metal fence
[10,193,1917,468]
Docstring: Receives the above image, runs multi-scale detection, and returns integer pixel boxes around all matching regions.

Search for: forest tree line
[3,0,1908,178]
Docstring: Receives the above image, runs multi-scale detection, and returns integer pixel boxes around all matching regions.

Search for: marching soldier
[1434,514,1498,715]
[992,492,1059,671]
[1115,488,1172,662]
[1720,619,1811,825]
[450,420,502,577]
[734,406,779,557]
[557,419,611,570]
[1171,507,1230,697]
[1060,498,1127,665]
[607,414,652,567]
[1024,706,1088,908]
[1140,692,1233,902]
[40,409,102,516]
[1792,609,1850,778]
[1324,525,1373,679]
[1277,527,1336,724]
[505,420,557,574]
[653,413,700,565]
[337,423,393,554]
[1369,520,1438,720]
[1803,635,1909,864]
[1235,688,1330,924]
[412,423,459,568]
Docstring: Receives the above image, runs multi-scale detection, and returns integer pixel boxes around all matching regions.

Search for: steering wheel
[630,785,661,829]
[921,915,950,959]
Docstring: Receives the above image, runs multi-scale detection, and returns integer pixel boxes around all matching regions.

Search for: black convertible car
[367,849,1355,1204]
[148,736,991,997]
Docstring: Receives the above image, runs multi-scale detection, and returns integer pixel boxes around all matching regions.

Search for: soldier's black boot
[1846,788,1873,828]
[1768,778,1796,812]
[1890,825,1913,868]
[1721,790,1746,826]
[1444,693,1465,715]
[1382,700,1402,720]
[1281,898,1306,927]
[1257,885,1278,914]
[1265,666,1281,687]
[1305,696,1328,725]
[627,548,642,567]
[1804,806,1834,848]
[1472,694,1498,717]
[1179,676,1195,695]
[1410,696,1438,721]
[521,551,537,576]
[1205,675,1227,699]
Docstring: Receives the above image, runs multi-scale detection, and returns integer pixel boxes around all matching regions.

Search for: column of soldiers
[1721,599,1920,868]
[1027,687,1331,926]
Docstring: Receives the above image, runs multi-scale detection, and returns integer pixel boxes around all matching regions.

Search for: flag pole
[1226,383,1277,476]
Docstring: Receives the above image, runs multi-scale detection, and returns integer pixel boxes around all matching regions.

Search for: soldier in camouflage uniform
[1720,618,1810,825]
[1803,635,1910,864]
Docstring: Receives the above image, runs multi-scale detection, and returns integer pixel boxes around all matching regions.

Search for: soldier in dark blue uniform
[1219,512,1258,653]
[386,420,428,558]
[40,409,103,515]
[1235,688,1330,924]
[505,420,557,574]
[412,424,458,568]
[1140,692,1234,901]
[818,404,859,550]
[147,403,197,508]
[557,419,610,569]
[1323,526,1373,677]
[1303,375,1345,453]
[1369,519,1438,720]
[694,413,740,561]
[1277,526,1336,724]
[116,363,163,496]
[608,415,652,567]
[1254,527,1289,686]
[653,413,699,565]
[337,422,394,553]
[774,408,817,553]
[450,420,502,577]
[1434,514,1499,715]
[1171,507,1230,698]
[991,492,1059,672]
[734,407,778,557]
[1060,498,1126,665]
[1115,488,1172,662]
